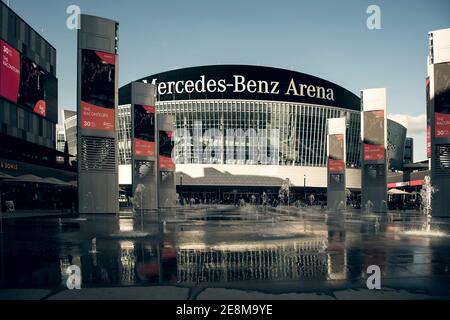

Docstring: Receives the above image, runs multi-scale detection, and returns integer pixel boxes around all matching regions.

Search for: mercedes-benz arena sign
[140,65,360,111]
[119,65,369,191]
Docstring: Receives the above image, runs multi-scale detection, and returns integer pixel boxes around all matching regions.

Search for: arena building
[117,65,407,203]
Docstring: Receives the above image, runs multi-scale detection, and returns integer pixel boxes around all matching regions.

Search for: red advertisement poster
[159,130,175,169]
[328,134,345,173]
[435,113,450,138]
[434,63,450,138]
[134,138,155,157]
[159,156,175,169]
[80,101,115,130]
[81,49,116,131]
[0,40,21,103]
[134,105,156,157]
[363,109,385,161]
[364,144,385,161]
[1,39,52,119]
[33,100,46,117]
[328,159,345,173]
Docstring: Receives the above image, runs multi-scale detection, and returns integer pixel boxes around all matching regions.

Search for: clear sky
[5,0,450,161]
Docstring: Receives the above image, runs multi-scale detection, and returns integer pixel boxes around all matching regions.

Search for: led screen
[434,62,450,138]
[159,130,175,169]
[134,104,155,157]
[0,39,54,119]
[80,49,116,131]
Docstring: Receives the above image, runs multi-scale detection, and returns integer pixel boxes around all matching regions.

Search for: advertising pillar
[427,58,432,161]
[428,28,450,217]
[77,15,119,214]
[361,88,388,213]
[327,117,347,211]
[157,115,176,209]
[131,82,157,211]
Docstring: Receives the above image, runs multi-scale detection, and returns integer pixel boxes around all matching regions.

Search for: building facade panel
[0,2,58,150]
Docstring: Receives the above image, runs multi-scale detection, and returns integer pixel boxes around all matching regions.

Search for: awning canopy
[0,172,14,180]
[4,174,47,184]
[43,177,71,186]
[2,174,73,186]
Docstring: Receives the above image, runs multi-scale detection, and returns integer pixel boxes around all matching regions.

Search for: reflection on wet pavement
[0,206,449,298]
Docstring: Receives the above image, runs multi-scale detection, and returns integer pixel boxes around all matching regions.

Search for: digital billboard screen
[0,39,53,119]
[159,130,175,169]
[363,110,385,161]
[80,49,116,131]
[328,134,345,173]
[434,62,450,138]
[134,105,155,157]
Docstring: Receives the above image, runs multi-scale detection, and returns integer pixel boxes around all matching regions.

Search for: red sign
[0,160,18,171]
[388,180,424,188]
[142,105,155,113]
[95,51,116,65]
[0,40,21,103]
[371,110,384,118]
[80,101,115,131]
[134,138,155,157]
[33,100,46,117]
[328,159,345,173]
[159,156,175,170]
[427,126,431,158]
[435,113,450,138]
[410,180,424,187]
[364,144,385,161]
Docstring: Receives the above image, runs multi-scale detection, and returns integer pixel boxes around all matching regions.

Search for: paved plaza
[0,206,449,300]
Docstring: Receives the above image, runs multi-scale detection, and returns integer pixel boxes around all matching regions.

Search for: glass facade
[115,99,409,174]
[56,125,65,152]
[158,100,361,168]
[118,104,132,164]
[386,119,407,171]
[116,100,361,168]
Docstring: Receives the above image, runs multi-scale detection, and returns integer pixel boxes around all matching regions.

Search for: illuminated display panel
[80,49,116,131]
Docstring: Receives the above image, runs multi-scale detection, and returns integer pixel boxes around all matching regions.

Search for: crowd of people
[177,193,325,208]
[176,192,423,212]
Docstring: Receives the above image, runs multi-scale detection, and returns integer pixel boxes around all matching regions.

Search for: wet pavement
[0,205,449,300]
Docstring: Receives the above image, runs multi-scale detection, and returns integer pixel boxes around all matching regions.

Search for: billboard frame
[77,14,119,214]
[361,88,388,214]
